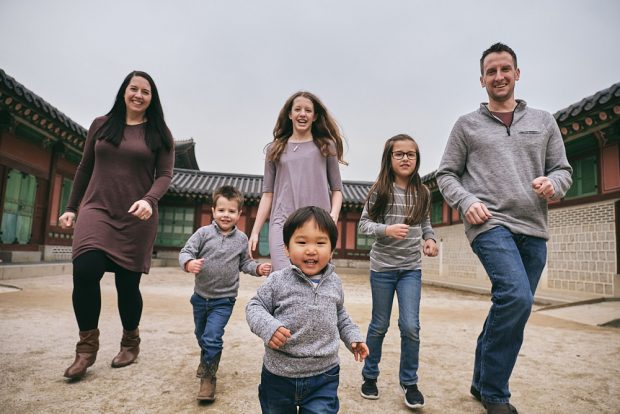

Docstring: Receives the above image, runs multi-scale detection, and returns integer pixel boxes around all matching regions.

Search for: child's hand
[257,263,272,276]
[352,342,369,362]
[185,258,205,274]
[385,224,410,240]
[423,239,438,257]
[268,326,291,350]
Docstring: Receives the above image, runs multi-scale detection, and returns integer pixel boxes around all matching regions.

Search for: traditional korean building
[1,67,618,297]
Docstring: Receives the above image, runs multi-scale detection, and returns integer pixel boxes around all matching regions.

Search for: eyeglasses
[391,151,417,160]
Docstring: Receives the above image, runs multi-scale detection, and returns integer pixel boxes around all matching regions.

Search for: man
[436,43,572,414]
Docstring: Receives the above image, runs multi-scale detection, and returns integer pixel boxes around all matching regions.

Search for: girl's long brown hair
[266,91,347,164]
[365,134,430,225]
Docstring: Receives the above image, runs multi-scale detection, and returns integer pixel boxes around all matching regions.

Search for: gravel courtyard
[1,267,618,413]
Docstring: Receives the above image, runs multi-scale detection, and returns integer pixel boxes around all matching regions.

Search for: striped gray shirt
[358,185,435,272]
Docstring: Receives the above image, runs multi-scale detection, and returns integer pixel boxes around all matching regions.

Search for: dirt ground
[1,267,618,414]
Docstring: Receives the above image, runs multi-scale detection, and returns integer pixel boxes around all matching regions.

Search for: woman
[60,71,174,379]
[248,91,346,271]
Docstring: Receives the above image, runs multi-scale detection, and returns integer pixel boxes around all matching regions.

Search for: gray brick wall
[422,199,619,297]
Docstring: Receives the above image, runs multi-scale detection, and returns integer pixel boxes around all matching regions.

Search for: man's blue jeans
[362,269,422,385]
[470,226,547,404]
[190,293,236,364]
[258,365,340,414]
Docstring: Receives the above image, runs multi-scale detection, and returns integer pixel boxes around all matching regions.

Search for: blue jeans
[258,365,340,414]
[362,269,422,385]
[470,226,547,404]
[190,293,236,364]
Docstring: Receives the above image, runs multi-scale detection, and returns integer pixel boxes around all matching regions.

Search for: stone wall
[421,199,619,298]
[547,200,618,296]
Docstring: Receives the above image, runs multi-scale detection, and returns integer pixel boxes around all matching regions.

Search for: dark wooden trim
[551,191,620,209]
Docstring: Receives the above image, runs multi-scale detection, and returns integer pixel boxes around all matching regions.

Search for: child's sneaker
[360,377,379,399]
[400,383,425,409]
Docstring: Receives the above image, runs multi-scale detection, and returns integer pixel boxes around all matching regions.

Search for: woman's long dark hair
[94,70,172,152]
[266,91,347,165]
[365,134,430,225]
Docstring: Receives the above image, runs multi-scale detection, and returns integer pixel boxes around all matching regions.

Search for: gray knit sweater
[359,185,435,272]
[179,223,260,299]
[245,263,364,378]
[436,100,573,243]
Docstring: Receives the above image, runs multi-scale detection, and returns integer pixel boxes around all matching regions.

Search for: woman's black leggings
[72,250,143,331]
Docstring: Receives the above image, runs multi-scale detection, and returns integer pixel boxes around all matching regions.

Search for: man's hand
[465,202,492,225]
[268,326,291,349]
[532,176,555,200]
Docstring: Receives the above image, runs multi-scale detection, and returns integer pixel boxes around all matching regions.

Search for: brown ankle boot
[196,350,205,378]
[197,355,220,401]
[64,329,100,379]
[111,328,140,368]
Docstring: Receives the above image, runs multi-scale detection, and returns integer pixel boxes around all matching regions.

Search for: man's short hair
[480,42,518,74]
[212,185,244,210]
[283,206,338,252]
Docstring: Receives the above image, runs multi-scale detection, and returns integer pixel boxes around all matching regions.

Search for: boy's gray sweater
[179,223,260,299]
[436,100,572,243]
[246,263,364,378]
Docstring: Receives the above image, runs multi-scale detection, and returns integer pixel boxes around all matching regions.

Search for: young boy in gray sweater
[246,206,369,414]
[179,185,271,401]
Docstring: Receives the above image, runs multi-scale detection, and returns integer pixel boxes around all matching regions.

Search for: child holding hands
[246,206,368,413]
[358,134,438,409]
[179,185,271,401]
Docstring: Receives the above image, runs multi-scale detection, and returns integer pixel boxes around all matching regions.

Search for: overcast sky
[1,0,618,182]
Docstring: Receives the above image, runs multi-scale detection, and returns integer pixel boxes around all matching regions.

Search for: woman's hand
[248,233,259,259]
[58,212,76,228]
[128,200,153,221]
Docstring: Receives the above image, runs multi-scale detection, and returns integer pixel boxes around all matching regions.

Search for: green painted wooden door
[1,169,37,244]
[258,222,270,256]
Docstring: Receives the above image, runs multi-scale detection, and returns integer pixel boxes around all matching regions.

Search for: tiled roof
[554,82,620,123]
[174,138,200,170]
[170,168,438,206]
[169,169,265,201]
[170,168,374,204]
[0,68,88,149]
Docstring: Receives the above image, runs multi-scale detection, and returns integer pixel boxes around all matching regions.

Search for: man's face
[480,51,520,105]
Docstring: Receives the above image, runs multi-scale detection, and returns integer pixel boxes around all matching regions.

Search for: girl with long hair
[248,91,346,271]
[358,134,438,409]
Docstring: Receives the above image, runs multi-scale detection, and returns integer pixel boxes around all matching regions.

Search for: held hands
[128,200,152,221]
[58,212,76,228]
[352,342,369,362]
[268,326,291,350]
[185,258,205,274]
[532,176,555,200]
[257,263,272,276]
[385,223,410,240]
[423,239,438,257]
[465,202,492,225]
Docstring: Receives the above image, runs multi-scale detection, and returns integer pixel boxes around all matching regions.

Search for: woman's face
[289,96,317,135]
[124,76,152,119]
